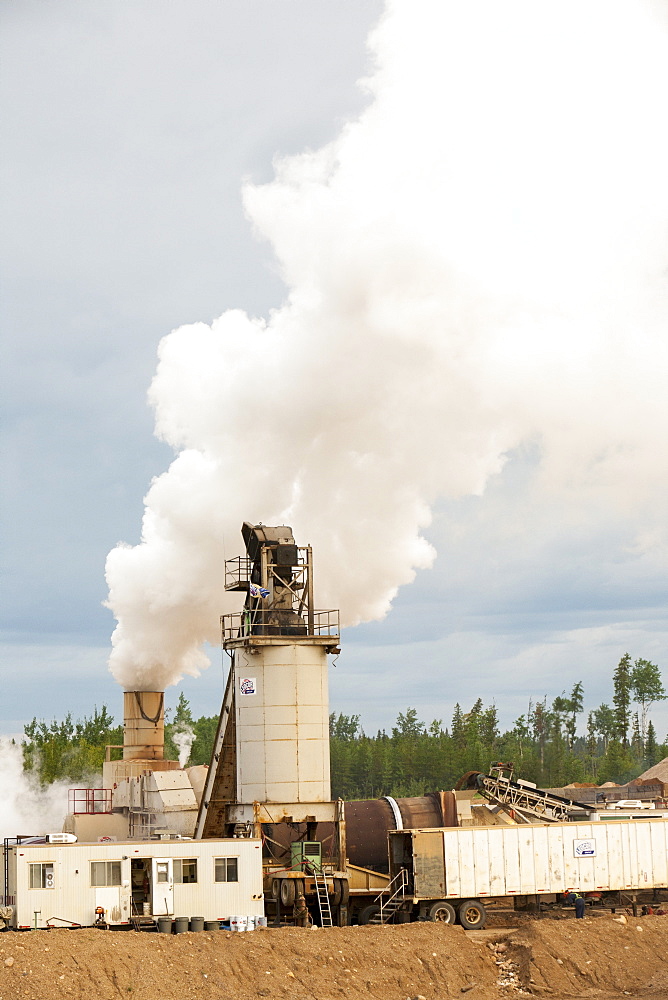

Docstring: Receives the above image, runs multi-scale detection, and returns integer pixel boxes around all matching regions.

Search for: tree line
[18,654,666,798]
[329,654,667,798]
[19,695,216,786]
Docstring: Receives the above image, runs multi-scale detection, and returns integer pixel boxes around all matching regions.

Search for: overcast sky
[2,1,667,744]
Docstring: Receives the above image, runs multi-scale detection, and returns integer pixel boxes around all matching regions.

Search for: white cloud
[105,1,668,695]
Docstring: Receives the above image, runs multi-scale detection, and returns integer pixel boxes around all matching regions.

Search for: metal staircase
[369,869,407,924]
[313,869,333,927]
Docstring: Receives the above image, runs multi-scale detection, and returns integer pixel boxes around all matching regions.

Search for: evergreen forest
[18,654,668,798]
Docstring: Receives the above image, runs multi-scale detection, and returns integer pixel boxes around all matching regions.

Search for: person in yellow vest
[564,889,586,918]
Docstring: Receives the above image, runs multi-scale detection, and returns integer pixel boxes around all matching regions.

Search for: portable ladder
[313,870,333,927]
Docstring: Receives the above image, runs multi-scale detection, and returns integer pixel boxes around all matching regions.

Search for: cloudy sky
[2,0,667,743]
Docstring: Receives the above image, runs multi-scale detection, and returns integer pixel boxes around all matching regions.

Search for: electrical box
[290,841,322,870]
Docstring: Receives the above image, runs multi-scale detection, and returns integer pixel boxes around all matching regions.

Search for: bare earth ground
[2,912,668,1000]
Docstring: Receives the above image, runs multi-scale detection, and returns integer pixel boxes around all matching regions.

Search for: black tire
[334,878,350,907]
[357,904,380,925]
[428,900,456,924]
[458,899,486,930]
[272,878,281,900]
[280,879,296,907]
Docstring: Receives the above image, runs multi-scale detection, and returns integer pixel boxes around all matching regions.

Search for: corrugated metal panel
[547,824,564,889]
[635,823,652,888]
[404,820,668,903]
[594,825,610,890]
[413,831,445,898]
[503,828,521,894]
[457,829,476,898]
[472,828,490,897]
[605,824,622,889]
[649,822,668,886]
[442,829,459,897]
[519,829,537,894]
[235,644,331,805]
[487,829,506,897]
[531,825,550,892]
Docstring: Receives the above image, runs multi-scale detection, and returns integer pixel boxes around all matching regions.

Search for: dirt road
[2,912,668,1000]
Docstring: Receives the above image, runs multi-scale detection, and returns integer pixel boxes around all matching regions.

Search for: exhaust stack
[123,691,165,760]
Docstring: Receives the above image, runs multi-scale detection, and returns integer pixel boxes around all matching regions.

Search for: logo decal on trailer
[240,677,256,695]
[573,839,596,857]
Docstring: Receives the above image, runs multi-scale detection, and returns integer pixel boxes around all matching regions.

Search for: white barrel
[256,916,268,928]
[230,916,247,932]
[246,916,256,931]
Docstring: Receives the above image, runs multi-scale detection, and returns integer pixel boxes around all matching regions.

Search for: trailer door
[151,858,174,915]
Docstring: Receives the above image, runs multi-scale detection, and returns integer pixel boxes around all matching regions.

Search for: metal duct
[263,792,458,870]
[343,794,450,868]
[122,691,165,760]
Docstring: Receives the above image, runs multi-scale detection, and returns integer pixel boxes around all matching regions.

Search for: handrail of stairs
[374,868,407,923]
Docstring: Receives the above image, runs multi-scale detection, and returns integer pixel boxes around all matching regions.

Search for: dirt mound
[2,914,668,1000]
[510,912,668,997]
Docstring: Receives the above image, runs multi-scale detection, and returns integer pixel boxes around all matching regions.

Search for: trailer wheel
[357,904,380,925]
[280,879,296,907]
[428,900,456,924]
[458,899,486,930]
[272,878,281,900]
[332,878,349,907]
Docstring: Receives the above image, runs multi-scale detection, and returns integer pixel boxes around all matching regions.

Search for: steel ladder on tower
[313,869,333,927]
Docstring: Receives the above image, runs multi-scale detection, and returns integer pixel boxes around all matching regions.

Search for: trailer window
[90,861,122,887]
[29,863,55,889]
[214,857,238,883]
[173,859,198,884]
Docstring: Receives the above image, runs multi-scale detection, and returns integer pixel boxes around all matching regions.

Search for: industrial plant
[3,522,668,933]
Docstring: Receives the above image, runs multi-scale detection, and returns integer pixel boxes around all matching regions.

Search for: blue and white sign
[239,677,256,696]
[573,838,596,858]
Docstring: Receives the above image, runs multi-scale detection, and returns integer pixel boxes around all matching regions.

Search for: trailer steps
[313,870,333,927]
[370,869,407,924]
[130,915,157,932]
[368,896,404,924]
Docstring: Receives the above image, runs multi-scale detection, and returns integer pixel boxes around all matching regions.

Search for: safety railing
[68,788,112,815]
[221,608,340,642]
[224,557,252,590]
[374,868,407,924]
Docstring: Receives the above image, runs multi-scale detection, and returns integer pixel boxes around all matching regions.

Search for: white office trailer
[3,838,264,930]
[389,819,668,928]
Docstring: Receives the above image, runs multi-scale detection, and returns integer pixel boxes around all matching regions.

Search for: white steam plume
[106,0,668,691]
[0,739,69,839]
[173,726,195,768]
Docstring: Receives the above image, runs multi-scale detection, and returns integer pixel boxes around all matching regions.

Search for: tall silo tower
[195,523,341,840]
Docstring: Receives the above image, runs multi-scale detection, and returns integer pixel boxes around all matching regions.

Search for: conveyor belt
[456,764,591,823]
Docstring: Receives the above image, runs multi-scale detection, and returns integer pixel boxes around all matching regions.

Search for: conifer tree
[613,653,632,746]
[644,721,659,769]
[586,712,598,780]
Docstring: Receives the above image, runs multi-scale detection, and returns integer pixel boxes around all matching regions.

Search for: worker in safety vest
[563,889,585,918]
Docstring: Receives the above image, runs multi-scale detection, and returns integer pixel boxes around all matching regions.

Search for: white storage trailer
[389,819,668,928]
[3,838,264,930]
